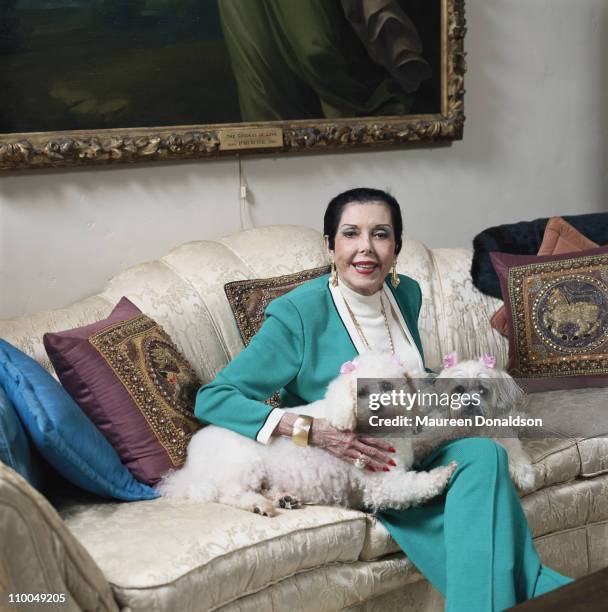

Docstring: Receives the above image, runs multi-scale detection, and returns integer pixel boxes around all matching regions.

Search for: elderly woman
[195,188,572,611]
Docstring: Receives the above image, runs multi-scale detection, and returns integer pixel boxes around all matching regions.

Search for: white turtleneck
[337,280,422,373]
[256,278,425,445]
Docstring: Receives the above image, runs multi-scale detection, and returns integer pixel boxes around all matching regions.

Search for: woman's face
[327,202,397,296]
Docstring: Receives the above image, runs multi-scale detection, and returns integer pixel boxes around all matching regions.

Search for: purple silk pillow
[490,247,608,392]
[43,297,202,485]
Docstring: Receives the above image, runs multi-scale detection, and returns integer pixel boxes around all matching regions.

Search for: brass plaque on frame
[219,127,283,151]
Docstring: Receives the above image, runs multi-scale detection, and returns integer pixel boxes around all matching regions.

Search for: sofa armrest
[0,464,118,612]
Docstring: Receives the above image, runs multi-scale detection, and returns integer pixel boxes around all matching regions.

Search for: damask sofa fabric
[44,297,202,486]
[423,247,508,368]
[0,339,157,501]
[0,462,118,612]
[56,497,369,611]
[471,213,608,299]
[54,469,608,610]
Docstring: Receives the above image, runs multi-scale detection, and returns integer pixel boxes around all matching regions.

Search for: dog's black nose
[461,405,483,418]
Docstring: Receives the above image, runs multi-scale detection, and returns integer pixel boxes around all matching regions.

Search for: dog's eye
[478,385,487,395]
[357,386,369,398]
[454,385,466,394]
[381,381,394,392]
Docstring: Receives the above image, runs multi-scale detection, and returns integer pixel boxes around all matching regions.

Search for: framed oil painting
[0,0,466,171]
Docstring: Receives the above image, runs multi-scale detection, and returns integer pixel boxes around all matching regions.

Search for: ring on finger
[354,454,368,470]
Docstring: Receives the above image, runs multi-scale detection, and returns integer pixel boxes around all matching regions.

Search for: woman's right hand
[309,418,396,472]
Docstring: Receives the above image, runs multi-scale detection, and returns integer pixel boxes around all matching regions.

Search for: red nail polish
[388,459,396,467]
[366,466,376,472]
[383,467,390,472]
[388,447,396,453]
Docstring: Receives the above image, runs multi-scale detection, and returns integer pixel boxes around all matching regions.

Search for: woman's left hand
[308,418,396,470]
[357,435,396,455]
[356,435,397,470]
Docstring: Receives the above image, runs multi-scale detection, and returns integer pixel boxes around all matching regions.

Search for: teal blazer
[195,274,425,440]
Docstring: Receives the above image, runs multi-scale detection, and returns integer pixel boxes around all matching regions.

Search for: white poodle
[158,352,457,516]
[412,353,536,494]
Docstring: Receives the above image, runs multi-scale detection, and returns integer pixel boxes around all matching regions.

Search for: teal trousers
[378,438,573,612]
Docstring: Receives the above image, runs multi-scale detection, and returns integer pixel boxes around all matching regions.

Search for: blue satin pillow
[0,339,158,501]
[0,384,43,489]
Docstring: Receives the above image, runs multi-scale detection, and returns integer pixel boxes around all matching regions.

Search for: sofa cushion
[577,437,608,476]
[520,389,608,490]
[212,554,428,612]
[359,514,401,561]
[57,497,367,611]
[0,339,157,501]
[44,297,202,486]
[534,521,608,580]
[523,474,608,540]
[490,218,599,337]
[56,474,608,610]
[491,247,608,391]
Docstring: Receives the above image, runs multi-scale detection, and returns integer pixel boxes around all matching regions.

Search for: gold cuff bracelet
[292,415,314,447]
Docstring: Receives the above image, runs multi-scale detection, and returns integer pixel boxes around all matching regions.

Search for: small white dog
[413,353,536,494]
[158,352,456,516]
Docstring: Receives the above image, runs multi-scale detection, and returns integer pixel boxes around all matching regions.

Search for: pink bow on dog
[479,354,497,369]
[442,352,458,369]
[340,360,357,375]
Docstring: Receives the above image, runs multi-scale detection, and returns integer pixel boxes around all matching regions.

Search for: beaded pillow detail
[490,247,608,391]
[44,297,202,485]
[490,217,599,337]
[225,266,330,406]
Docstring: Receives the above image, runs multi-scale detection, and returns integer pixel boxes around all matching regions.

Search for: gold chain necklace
[342,292,395,354]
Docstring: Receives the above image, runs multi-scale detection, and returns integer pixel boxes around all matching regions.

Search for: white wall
[1,0,606,319]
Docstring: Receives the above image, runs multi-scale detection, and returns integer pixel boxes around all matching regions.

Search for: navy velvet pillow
[471,213,608,299]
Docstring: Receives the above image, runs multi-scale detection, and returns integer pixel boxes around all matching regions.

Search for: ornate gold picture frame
[0,0,465,172]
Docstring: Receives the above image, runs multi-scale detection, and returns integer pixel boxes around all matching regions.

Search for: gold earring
[330,261,338,287]
[391,261,400,288]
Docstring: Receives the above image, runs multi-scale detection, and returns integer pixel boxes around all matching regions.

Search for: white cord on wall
[238,157,254,230]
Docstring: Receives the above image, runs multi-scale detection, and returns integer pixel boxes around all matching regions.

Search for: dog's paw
[432,460,458,490]
[509,461,536,494]
[277,494,302,510]
[411,461,459,506]
[443,460,458,481]
[252,500,278,517]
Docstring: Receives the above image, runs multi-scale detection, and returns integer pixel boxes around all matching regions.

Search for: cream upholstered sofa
[1,225,607,612]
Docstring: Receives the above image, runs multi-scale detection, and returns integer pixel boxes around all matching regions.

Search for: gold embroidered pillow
[225,266,330,406]
[491,217,599,337]
[490,247,608,391]
[43,297,202,485]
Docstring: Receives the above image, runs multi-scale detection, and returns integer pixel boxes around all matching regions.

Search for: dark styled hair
[323,188,403,254]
